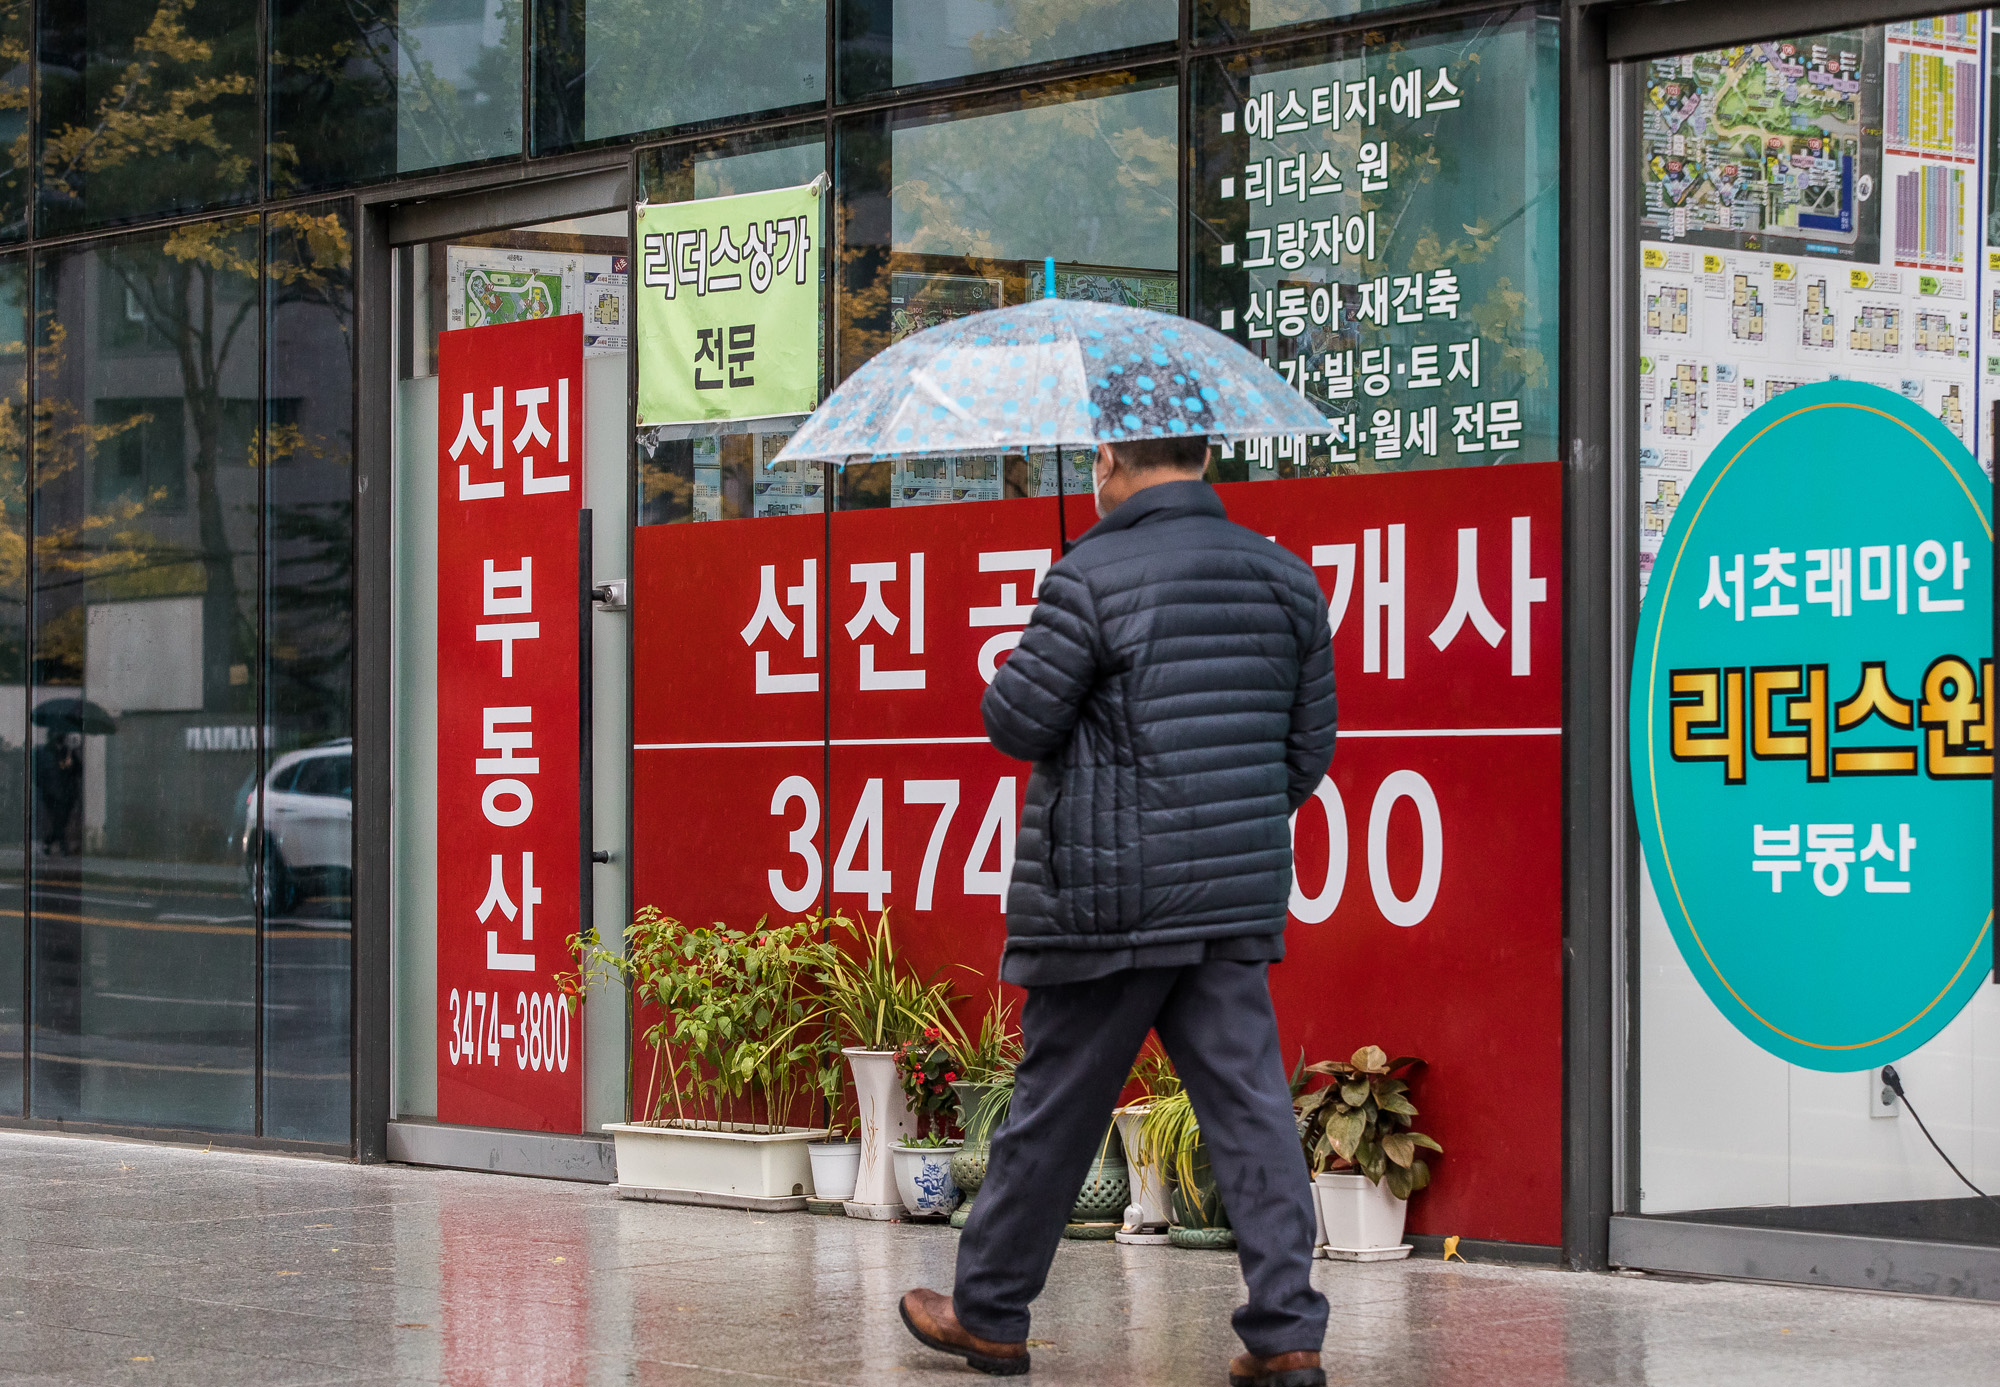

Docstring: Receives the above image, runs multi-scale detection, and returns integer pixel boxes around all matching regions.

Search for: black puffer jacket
[984,479,1338,956]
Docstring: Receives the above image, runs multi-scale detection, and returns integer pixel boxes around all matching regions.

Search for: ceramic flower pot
[806,1141,861,1202]
[1314,1171,1410,1256]
[1070,1147,1131,1223]
[892,1144,962,1217]
[1112,1106,1169,1228]
[843,1048,916,1218]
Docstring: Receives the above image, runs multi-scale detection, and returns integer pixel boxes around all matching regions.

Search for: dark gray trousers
[950,960,1328,1357]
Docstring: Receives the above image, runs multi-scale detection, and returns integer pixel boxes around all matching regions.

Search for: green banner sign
[1631,381,1993,1073]
[636,180,822,426]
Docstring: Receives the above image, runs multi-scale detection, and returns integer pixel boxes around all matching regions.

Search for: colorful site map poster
[445,246,580,333]
[1637,16,1993,594]
[1641,31,1883,260]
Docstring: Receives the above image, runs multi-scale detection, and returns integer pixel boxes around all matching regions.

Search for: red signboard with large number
[633,460,1563,1244]
[437,315,585,1133]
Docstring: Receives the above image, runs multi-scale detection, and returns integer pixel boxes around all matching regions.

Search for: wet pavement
[0,1129,1996,1385]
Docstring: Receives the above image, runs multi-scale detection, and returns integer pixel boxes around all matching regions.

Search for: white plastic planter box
[605,1122,819,1211]
[1314,1171,1411,1261]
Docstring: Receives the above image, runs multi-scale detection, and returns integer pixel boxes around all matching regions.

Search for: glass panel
[0,2,28,240]
[263,205,355,1146]
[837,0,1176,100]
[1629,13,1998,1247]
[36,0,260,234]
[835,73,1178,509]
[1196,0,1434,44]
[0,255,22,1115]
[268,1,397,195]
[637,126,828,525]
[273,1,523,191]
[31,219,262,1133]
[534,0,824,154]
[1191,10,1560,476]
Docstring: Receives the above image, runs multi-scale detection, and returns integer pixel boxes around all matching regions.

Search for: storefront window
[1196,0,1432,43]
[636,126,828,525]
[270,0,524,194]
[837,0,1176,100]
[31,219,263,1133]
[263,206,355,1145]
[1191,7,1559,477]
[535,0,825,153]
[0,254,22,1116]
[37,0,260,233]
[1629,13,1996,1247]
[835,72,1178,509]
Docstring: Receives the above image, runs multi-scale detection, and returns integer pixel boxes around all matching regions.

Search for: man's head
[1092,435,1211,518]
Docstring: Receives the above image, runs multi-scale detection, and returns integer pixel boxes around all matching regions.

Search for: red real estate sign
[632,460,1563,1244]
[436,315,585,1134]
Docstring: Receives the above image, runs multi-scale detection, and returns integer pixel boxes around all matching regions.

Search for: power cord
[1879,1065,2000,1210]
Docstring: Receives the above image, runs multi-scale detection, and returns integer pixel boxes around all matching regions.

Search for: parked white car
[239,739,352,913]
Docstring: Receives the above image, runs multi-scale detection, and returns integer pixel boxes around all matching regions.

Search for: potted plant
[1132,1088,1233,1250]
[1065,1125,1131,1239]
[816,911,958,1219]
[805,1027,861,1204]
[891,1130,963,1218]
[578,908,833,1210]
[1295,1046,1441,1261]
[941,993,1023,1228]
[1113,1043,1178,1239]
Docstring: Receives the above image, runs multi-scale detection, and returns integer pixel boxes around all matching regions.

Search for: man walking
[900,435,1338,1386]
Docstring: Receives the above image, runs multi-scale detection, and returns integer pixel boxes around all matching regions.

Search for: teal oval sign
[1632,381,1993,1073]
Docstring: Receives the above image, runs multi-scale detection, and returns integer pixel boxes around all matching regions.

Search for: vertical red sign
[436,315,585,1134]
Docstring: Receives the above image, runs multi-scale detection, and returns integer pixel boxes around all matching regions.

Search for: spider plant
[1132,1089,1223,1227]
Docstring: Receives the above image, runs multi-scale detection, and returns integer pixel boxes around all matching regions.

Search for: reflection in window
[31,219,262,1134]
[1197,0,1427,42]
[265,205,355,1145]
[270,0,522,194]
[836,74,1178,508]
[838,0,1175,99]
[638,128,829,525]
[535,0,823,154]
[0,255,21,1115]
[1192,11,1559,475]
[0,2,26,239]
[36,0,260,232]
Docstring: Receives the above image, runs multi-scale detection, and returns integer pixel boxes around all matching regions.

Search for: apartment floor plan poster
[445,246,581,333]
[1637,17,1990,590]
[580,258,628,357]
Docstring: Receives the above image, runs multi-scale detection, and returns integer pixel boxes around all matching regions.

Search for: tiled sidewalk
[0,1130,1995,1385]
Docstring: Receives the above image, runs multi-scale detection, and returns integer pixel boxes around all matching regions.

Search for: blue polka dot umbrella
[770,299,1327,465]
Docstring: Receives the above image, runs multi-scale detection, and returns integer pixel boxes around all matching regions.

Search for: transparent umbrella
[770,299,1326,466]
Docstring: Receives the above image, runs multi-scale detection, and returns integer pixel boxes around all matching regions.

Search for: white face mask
[1091,448,1111,515]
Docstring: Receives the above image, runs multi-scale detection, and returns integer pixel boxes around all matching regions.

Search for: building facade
[0,0,1992,1301]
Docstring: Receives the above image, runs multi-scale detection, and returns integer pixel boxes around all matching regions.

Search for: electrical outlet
[1871,1074,1899,1119]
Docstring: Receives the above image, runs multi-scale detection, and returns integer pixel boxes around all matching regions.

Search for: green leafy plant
[571,907,837,1132]
[1294,1046,1441,1200]
[816,910,958,1050]
[943,990,1024,1084]
[898,1130,959,1149]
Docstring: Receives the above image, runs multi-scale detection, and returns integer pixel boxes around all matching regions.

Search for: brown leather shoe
[1228,1349,1326,1387]
[900,1288,1031,1376]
